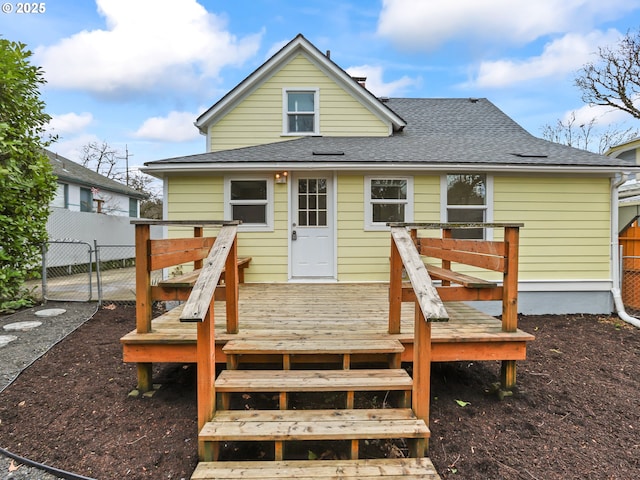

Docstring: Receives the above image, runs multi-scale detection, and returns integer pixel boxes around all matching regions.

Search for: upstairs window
[52,182,68,208]
[129,198,138,218]
[284,89,318,135]
[444,174,489,239]
[80,187,93,212]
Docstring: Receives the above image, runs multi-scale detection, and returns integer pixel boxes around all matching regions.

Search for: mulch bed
[0,304,638,479]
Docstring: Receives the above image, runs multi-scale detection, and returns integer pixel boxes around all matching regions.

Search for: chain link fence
[39,241,142,304]
[621,254,640,317]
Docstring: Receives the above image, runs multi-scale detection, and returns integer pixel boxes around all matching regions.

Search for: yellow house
[143,34,640,316]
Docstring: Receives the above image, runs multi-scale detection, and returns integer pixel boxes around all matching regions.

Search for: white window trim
[364,176,414,231]
[282,87,320,136]
[224,175,274,232]
[440,174,494,239]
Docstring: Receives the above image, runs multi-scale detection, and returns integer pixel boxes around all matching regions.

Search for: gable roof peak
[195,34,406,133]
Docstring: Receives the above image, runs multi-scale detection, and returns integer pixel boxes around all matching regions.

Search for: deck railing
[389,227,448,425]
[130,219,239,395]
[389,222,523,389]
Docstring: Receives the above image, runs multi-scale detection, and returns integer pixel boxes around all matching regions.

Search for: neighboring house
[46,149,147,217]
[142,34,640,315]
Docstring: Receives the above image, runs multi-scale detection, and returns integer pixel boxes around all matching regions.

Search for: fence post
[94,240,102,307]
[41,243,48,304]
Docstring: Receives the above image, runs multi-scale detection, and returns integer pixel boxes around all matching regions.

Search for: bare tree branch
[541,113,638,154]
[575,29,640,119]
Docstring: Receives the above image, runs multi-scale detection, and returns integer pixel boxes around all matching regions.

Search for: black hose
[0,447,97,480]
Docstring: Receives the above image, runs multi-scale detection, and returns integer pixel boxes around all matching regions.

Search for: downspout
[611,175,640,328]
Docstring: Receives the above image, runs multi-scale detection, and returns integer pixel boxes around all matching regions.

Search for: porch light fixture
[275,171,288,184]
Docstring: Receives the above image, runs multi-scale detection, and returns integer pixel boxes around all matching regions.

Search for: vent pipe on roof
[326,50,330,59]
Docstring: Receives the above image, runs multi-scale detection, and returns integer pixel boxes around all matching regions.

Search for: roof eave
[142,161,639,177]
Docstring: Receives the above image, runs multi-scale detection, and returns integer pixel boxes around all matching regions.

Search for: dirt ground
[0,304,638,479]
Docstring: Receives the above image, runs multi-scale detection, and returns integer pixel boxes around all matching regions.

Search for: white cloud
[568,103,636,127]
[346,65,417,97]
[133,111,200,142]
[377,0,636,50]
[471,29,622,88]
[34,0,262,95]
[46,112,93,135]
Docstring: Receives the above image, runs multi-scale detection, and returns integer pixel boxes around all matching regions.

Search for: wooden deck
[123,221,534,479]
[121,282,534,366]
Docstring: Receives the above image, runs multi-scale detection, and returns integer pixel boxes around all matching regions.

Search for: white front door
[290,174,335,279]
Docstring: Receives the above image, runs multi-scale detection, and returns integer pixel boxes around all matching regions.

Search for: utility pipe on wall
[611,175,640,329]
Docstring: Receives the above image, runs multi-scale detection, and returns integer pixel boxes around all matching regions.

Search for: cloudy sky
[3,0,640,186]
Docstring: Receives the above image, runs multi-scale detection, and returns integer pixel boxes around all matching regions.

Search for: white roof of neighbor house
[46,149,148,199]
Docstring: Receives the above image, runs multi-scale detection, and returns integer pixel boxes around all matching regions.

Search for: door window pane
[297,178,327,227]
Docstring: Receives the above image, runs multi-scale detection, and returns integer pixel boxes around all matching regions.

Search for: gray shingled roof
[46,149,148,199]
[145,98,636,169]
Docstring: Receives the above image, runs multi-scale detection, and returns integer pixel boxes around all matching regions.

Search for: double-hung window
[283,89,318,135]
[443,174,490,239]
[52,182,68,209]
[365,177,413,230]
[80,187,93,212]
[225,177,273,231]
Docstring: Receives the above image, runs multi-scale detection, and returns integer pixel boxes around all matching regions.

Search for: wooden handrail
[131,219,240,227]
[180,225,238,322]
[388,222,524,229]
[389,227,448,428]
[390,227,449,323]
[172,224,240,460]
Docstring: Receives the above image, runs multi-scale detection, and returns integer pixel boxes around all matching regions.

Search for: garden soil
[0,304,638,479]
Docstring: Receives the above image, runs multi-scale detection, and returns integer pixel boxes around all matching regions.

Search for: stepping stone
[0,335,17,348]
[3,321,42,332]
[34,308,66,317]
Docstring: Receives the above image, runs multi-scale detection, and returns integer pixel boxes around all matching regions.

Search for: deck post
[225,236,239,334]
[501,225,520,390]
[412,306,432,427]
[134,223,153,392]
[193,226,204,271]
[441,228,452,286]
[389,236,403,334]
[197,306,216,461]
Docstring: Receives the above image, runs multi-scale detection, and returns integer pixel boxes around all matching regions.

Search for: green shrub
[0,39,57,312]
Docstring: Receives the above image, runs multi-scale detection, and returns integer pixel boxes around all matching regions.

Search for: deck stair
[193,336,441,479]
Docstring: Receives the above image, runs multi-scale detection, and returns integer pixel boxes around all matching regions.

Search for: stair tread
[216,368,413,392]
[191,457,440,479]
[222,337,404,355]
[200,408,429,441]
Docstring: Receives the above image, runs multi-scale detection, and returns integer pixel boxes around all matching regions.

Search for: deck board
[121,283,534,364]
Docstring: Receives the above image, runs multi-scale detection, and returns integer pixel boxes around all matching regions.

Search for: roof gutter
[141,161,640,177]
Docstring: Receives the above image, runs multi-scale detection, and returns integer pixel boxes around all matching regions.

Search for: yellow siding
[166,175,289,282]
[164,174,612,284]
[494,176,611,280]
[209,54,389,151]
[337,175,441,281]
